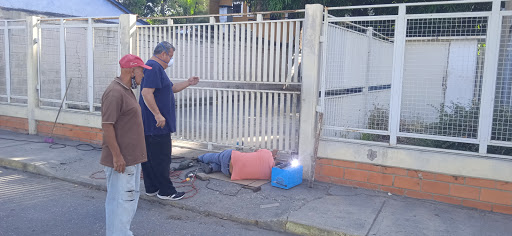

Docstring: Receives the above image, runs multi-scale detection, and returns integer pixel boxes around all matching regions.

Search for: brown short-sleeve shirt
[100,79,147,167]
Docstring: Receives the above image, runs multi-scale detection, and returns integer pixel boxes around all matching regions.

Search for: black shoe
[200,163,213,174]
[157,192,185,200]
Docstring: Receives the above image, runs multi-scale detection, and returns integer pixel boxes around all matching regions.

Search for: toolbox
[271,164,303,190]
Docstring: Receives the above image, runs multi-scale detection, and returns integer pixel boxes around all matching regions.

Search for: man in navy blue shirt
[139,41,199,200]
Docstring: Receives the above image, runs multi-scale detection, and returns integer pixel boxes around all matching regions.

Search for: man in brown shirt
[101,54,151,236]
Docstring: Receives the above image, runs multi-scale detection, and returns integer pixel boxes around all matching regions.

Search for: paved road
[0,167,292,236]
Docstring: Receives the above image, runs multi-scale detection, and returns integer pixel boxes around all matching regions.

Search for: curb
[0,158,299,234]
[285,221,354,236]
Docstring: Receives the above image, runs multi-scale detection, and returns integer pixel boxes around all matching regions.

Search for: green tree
[246,0,493,16]
[117,0,208,18]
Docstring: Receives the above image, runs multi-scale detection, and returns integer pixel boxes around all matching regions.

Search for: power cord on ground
[0,137,101,151]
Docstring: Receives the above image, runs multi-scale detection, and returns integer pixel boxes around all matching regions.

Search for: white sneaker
[145,191,158,196]
[157,192,185,200]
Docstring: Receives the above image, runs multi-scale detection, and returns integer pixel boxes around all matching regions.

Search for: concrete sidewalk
[1,129,511,236]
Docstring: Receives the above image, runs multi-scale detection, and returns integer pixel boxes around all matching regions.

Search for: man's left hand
[188,76,199,86]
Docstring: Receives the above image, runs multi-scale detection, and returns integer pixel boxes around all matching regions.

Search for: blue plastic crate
[271,165,303,189]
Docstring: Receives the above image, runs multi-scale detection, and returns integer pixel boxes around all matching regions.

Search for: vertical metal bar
[245,24,251,81]
[234,90,239,146]
[4,21,10,103]
[179,26,184,79]
[143,27,148,62]
[224,25,229,81]
[229,24,234,81]
[285,93,291,152]
[187,89,192,139]
[388,5,407,145]
[269,22,275,83]
[163,25,167,42]
[249,91,255,146]
[263,22,269,82]
[222,90,228,143]
[60,19,67,108]
[240,24,246,81]
[158,25,161,43]
[172,26,176,79]
[293,21,300,83]
[213,25,222,80]
[251,23,257,81]
[238,91,243,146]
[279,93,285,150]
[181,86,185,138]
[274,22,282,83]
[235,24,240,81]
[192,89,196,140]
[150,26,154,61]
[255,92,261,147]
[201,89,205,141]
[280,22,288,83]
[244,91,249,146]
[214,25,218,81]
[257,21,263,82]
[287,21,294,84]
[228,90,233,144]
[196,89,200,141]
[219,25,224,81]
[176,88,180,138]
[207,90,210,142]
[203,25,206,81]
[207,25,211,81]
[87,18,94,112]
[261,92,267,148]
[478,0,502,153]
[217,89,222,142]
[192,25,195,82]
[188,26,191,79]
[266,93,273,148]
[273,92,279,148]
[291,93,297,152]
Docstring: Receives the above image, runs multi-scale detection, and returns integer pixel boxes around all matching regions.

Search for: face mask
[131,76,138,89]
[168,57,174,67]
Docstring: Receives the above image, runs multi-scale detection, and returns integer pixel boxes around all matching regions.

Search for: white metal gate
[319,0,512,157]
[137,18,303,153]
[37,17,121,112]
[0,20,27,104]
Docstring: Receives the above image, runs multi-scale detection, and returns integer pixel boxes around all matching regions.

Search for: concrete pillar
[119,14,137,56]
[26,16,39,134]
[298,4,323,178]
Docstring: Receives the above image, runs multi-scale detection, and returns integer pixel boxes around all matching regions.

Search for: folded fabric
[230,149,274,180]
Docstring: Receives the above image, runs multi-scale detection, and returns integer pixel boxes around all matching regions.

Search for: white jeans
[104,164,141,236]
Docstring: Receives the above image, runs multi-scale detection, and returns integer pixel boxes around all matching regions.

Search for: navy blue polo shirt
[139,60,176,135]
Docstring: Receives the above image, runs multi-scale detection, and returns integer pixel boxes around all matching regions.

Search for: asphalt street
[0,167,293,236]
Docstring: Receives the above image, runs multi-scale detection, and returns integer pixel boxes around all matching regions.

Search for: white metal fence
[137,19,303,152]
[0,20,27,104]
[320,0,512,157]
[37,17,120,112]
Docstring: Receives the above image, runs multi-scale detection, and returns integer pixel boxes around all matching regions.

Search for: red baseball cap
[119,54,152,69]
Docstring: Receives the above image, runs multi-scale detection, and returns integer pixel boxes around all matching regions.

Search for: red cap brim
[141,64,152,69]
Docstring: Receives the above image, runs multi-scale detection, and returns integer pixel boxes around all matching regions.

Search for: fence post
[119,14,138,98]
[120,14,137,57]
[4,21,11,104]
[26,16,39,134]
[477,0,502,154]
[298,4,323,177]
[388,5,407,146]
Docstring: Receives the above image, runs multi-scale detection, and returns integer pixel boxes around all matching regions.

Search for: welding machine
[271,161,303,190]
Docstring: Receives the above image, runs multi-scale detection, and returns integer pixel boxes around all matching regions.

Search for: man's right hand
[155,114,166,128]
[113,155,126,173]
